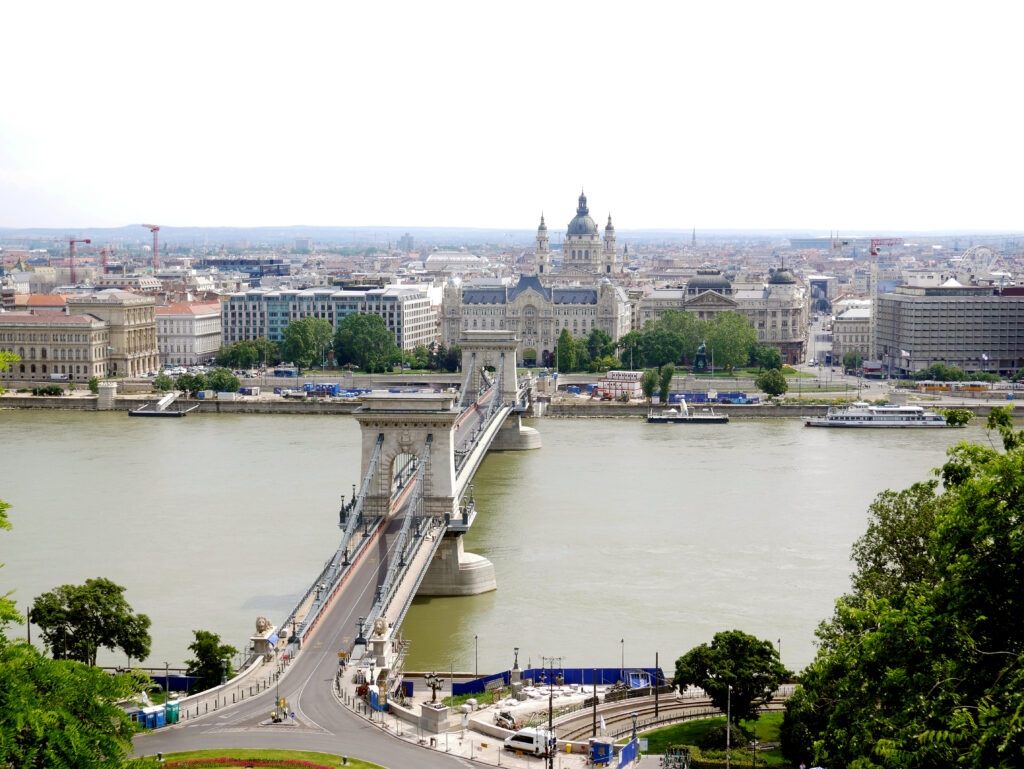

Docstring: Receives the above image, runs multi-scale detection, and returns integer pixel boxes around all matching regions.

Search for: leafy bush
[88,376,100,393]
[32,385,64,396]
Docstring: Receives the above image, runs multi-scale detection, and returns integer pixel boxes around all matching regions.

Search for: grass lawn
[149,748,385,768]
[639,713,790,767]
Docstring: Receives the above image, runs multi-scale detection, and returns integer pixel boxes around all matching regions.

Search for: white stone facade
[156,301,223,365]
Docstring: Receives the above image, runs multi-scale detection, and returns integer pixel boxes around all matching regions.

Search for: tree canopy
[1,504,150,767]
[29,577,151,667]
[207,368,241,392]
[280,316,333,369]
[185,629,238,693]
[782,407,1024,768]
[333,313,398,373]
[215,338,279,369]
[704,311,758,372]
[755,368,788,398]
[673,629,791,726]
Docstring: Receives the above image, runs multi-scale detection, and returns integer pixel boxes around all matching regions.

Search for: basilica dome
[567,192,598,235]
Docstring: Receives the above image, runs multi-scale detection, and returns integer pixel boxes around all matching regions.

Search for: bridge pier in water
[353,391,497,597]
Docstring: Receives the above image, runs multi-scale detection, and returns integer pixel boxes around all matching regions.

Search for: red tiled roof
[155,301,222,316]
[26,294,71,307]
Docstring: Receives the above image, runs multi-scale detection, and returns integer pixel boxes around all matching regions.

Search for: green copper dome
[567,192,598,236]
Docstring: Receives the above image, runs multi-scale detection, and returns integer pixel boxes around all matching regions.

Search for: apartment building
[221,286,436,351]
[156,301,223,365]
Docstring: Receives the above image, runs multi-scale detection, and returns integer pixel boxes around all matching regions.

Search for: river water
[0,410,992,674]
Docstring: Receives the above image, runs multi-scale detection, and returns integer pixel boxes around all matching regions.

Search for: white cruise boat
[804,401,946,428]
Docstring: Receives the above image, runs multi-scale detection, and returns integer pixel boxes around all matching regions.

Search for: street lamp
[630,711,638,741]
[620,638,624,683]
[726,684,732,769]
[513,646,519,670]
[474,634,478,677]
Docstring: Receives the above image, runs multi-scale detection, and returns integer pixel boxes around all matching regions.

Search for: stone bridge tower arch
[459,330,519,404]
[353,393,459,519]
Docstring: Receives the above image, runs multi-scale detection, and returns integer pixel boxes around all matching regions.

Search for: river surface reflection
[0,410,990,673]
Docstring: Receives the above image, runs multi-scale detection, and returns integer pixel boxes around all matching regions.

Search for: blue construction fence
[452,667,666,697]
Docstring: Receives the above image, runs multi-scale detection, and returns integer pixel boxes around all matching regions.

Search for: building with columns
[536,191,626,278]
[66,290,159,378]
[635,266,810,365]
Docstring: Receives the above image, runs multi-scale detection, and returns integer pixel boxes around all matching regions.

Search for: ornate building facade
[636,266,809,364]
[441,274,631,365]
[536,191,626,278]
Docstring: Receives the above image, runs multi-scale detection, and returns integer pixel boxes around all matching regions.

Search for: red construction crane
[869,237,903,257]
[68,237,91,284]
[142,224,160,270]
[99,247,112,275]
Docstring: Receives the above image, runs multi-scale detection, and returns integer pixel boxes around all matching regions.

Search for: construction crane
[869,237,903,256]
[99,247,112,275]
[142,224,160,271]
[68,237,91,284]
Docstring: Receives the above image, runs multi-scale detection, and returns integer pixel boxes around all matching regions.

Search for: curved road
[135,389,506,766]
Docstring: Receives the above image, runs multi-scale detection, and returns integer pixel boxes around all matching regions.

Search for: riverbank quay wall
[2,395,1015,419]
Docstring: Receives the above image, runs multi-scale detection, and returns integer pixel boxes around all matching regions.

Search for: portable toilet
[165,701,180,724]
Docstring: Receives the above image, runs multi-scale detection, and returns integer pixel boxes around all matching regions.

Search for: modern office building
[156,301,223,365]
[221,286,436,351]
[874,284,1024,375]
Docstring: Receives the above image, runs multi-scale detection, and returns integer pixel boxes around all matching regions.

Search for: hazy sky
[2,1,1021,232]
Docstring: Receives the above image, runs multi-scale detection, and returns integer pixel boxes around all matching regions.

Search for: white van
[49,373,69,381]
[504,727,554,757]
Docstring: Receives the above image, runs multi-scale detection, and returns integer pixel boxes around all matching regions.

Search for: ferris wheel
[957,245,1001,275]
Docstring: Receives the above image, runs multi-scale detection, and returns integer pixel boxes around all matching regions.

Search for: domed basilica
[536,191,626,278]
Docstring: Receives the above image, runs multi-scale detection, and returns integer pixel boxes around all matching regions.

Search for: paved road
[135,390,505,766]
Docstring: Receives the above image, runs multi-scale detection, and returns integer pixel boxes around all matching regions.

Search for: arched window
[41,349,47,359]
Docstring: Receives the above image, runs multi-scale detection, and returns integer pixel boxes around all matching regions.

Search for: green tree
[334,313,398,373]
[755,368,788,398]
[152,372,174,391]
[704,311,757,372]
[782,407,1024,768]
[0,502,150,768]
[176,372,207,396]
[640,369,658,401]
[185,629,238,693]
[87,376,99,394]
[593,354,621,372]
[251,337,279,367]
[656,309,705,363]
[673,630,791,728]
[842,350,863,372]
[280,316,333,369]
[639,326,684,368]
[939,407,975,427]
[659,363,675,402]
[29,578,151,666]
[441,344,461,373]
[556,328,576,372]
[751,344,783,371]
[0,351,18,395]
[409,344,430,370]
[207,368,240,392]
[586,328,615,361]
[617,331,642,369]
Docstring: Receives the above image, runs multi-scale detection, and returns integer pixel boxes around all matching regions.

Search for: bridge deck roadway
[135,388,517,764]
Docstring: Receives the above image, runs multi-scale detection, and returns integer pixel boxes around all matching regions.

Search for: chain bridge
[277,331,539,695]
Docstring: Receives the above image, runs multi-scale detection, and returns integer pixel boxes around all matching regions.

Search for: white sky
[1,1,1022,232]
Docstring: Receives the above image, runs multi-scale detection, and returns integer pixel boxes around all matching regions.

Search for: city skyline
[2,2,1022,232]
